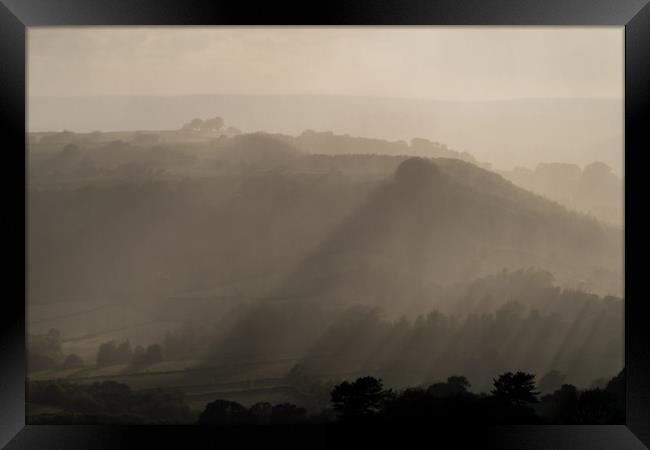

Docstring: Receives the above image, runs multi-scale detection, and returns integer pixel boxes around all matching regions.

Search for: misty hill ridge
[28,94,623,173]
[28,131,621,311]
[207,155,622,369]
[30,125,621,227]
[267,155,621,314]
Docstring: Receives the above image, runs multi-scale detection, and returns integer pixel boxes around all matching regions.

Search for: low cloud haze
[28,27,623,173]
[26,27,625,426]
[29,27,622,100]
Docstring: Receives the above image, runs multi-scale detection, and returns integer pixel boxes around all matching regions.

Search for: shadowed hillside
[28,127,623,410]
[29,133,621,310]
[204,156,622,371]
[270,157,621,312]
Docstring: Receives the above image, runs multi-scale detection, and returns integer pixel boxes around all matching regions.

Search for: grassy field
[28,356,306,413]
[27,297,340,413]
[26,403,66,416]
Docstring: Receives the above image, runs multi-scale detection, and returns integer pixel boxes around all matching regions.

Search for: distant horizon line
[28,93,623,102]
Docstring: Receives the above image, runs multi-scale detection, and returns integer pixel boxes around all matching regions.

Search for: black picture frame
[1,1,648,448]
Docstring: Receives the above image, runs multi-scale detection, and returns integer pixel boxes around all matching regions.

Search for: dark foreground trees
[198,400,308,425]
[27,369,625,425]
[27,380,193,424]
[330,376,392,421]
[199,399,253,425]
[539,369,625,424]
[194,369,624,426]
[491,372,540,406]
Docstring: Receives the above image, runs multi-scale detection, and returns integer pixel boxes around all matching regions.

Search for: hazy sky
[28,27,623,101]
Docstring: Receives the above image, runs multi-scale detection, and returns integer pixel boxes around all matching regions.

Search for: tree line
[27,369,624,425]
[198,370,624,426]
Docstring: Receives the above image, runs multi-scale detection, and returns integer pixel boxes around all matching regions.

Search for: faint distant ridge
[28,94,622,173]
[29,121,620,227]
[279,130,481,166]
[499,161,623,228]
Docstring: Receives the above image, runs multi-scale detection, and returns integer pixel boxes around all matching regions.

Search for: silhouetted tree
[605,369,625,423]
[248,402,272,425]
[427,375,471,397]
[576,388,616,424]
[27,370,626,425]
[202,117,224,131]
[116,341,133,364]
[182,118,204,131]
[96,341,117,367]
[541,384,579,423]
[330,376,391,421]
[198,399,252,425]
[132,345,144,362]
[491,371,540,407]
[132,344,164,367]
